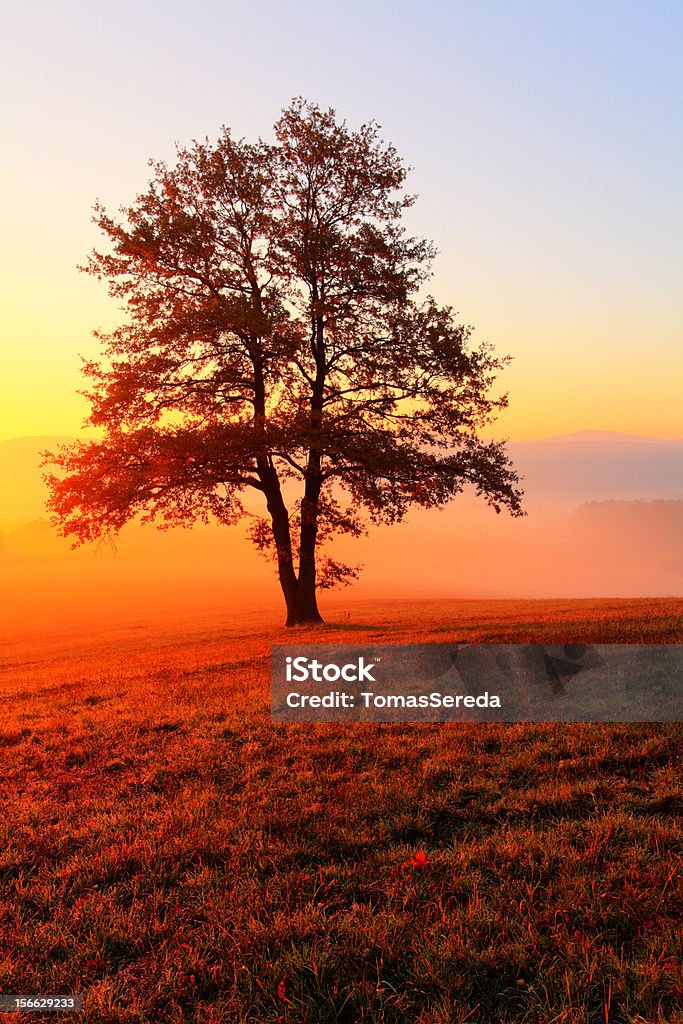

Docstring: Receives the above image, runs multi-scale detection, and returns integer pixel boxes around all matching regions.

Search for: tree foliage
[45,99,523,624]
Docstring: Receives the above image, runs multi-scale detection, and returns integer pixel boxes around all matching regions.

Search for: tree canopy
[45,99,523,624]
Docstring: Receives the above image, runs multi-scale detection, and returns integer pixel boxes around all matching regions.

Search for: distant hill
[508,431,683,504]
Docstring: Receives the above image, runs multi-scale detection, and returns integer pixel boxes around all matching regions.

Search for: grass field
[1,598,681,1023]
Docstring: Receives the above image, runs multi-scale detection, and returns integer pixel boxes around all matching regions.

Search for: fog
[1,432,681,639]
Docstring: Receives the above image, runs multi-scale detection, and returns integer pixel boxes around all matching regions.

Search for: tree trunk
[287,471,324,625]
[284,298,326,626]
[255,455,323,626]
[260,471,323,626]
[287,574,322,626]
[286,496,323,625]
[257,458,300,626]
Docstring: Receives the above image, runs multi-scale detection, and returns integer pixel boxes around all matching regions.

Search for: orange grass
[0,598,681,1022]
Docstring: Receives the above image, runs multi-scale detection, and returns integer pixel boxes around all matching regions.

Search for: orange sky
[2,266,681,442]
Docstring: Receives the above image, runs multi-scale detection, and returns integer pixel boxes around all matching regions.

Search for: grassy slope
[0,598,681,1023]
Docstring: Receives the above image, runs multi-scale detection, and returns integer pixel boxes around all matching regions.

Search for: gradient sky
[2,0,681,441]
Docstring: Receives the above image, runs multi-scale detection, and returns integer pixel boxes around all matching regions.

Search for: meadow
[0,597,681,1023]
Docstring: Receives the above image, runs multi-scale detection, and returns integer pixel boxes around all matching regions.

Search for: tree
[45,99,524,625]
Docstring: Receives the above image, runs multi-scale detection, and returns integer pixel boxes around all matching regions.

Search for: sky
[1,0,682,442]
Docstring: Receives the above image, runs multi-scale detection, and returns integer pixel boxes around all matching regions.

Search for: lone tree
[45,99,523,625]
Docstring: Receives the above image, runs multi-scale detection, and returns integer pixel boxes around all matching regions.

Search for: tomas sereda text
[285,691,502,709]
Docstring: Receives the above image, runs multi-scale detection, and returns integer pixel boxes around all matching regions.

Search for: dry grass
[0,597,681,1023]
